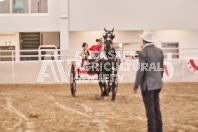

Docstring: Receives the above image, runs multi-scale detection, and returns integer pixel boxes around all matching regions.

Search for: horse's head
[103,28,115,41]
[103,28,115,50]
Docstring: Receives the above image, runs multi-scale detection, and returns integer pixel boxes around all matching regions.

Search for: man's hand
[133,89,138,94]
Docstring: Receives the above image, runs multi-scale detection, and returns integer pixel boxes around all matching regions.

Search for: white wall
[59,0,69,49]
[0,0,60,32]
[154,30,198,58]
[0,32,20,61]
[154,30,198,49]
[1,0,198,32]
[0,33,17,46]
[69,30,198,58]
[69,31,142,49]
[0,0,69,49]
[1,0,198,50]
[42,32,60,47]
[69,0,198,31]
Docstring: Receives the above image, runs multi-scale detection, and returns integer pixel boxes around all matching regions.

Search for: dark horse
[97,28,121,102]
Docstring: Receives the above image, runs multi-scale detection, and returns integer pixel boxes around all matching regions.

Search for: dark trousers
[141,89,163,132]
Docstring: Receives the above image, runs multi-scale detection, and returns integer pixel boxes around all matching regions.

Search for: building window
[0,0,10,13]
[0,0,48,14]
[31,0,48,13]
[12,0,29,13]
[161,42,179,59]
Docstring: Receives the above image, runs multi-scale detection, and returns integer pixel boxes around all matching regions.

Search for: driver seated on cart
[88,38,117,62]
[89,38,103,59]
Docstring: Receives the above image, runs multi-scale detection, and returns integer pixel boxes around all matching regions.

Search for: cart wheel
[70,64,76,97]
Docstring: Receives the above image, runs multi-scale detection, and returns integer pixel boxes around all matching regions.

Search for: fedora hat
[139,30,156,43]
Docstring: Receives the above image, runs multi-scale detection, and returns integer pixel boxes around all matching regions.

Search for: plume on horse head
[103,28,115,40]
[103,28,115,50]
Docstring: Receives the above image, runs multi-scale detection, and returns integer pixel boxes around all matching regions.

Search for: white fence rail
[0,48,198,62]
[0,48,198,84]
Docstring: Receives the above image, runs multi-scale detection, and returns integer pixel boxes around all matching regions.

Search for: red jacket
[89,45,102,51]
[89,45,103,55]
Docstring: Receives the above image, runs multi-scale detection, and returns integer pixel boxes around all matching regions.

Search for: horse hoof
[102,96,106,100]
[111,98,117,102]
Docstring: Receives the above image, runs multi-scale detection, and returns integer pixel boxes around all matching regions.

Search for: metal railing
[0,47,198,62]
[0,46,198,84]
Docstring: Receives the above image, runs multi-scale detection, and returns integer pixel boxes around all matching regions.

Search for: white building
[0,0,198,83]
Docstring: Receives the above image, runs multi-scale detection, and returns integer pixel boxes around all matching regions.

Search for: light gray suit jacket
[134,45,164,91]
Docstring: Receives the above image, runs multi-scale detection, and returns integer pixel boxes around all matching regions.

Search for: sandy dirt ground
[0,83,198,132]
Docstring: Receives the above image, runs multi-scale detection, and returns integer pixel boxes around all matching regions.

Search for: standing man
[134,30,164,132]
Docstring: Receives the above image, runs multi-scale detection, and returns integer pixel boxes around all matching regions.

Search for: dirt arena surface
[0,83,198,132]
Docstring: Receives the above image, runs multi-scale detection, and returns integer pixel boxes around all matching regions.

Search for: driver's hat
[96,38,103,42]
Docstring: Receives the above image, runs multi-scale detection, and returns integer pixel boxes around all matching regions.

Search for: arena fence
[0,46,198,83]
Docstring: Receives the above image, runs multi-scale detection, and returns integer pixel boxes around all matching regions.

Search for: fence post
[12,50,15,84]
[38,49,41,61]
[182,48,185,82]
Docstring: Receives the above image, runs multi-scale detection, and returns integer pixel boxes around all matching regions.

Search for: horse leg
[99,82,104,97]
[111,81,115,100]
[108,77,111,93]
[100,74,109,99]
[103,81,109,96]
[101,81,107,99]
[111,73,117,102]
[111,80,116,101]
[98,74,104,97]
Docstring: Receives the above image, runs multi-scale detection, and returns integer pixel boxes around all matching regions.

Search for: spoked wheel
[70,64,76,97]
